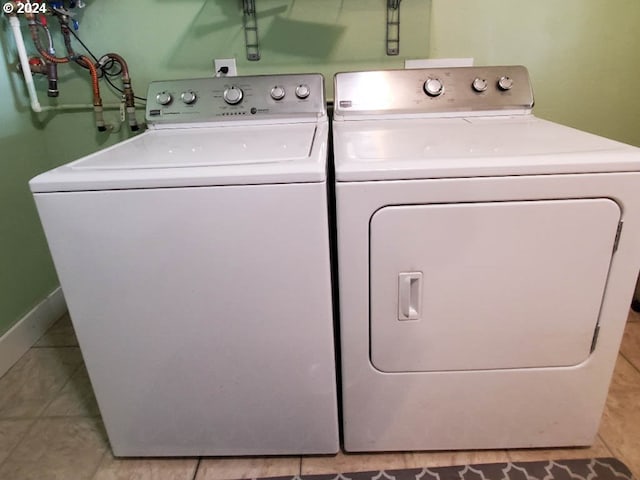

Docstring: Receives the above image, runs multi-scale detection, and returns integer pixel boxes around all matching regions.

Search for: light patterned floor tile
[0,419,34,464]
[0,347,84,418]
[405,450,509,469]
[0,309,638,479]
[301,452,406,474]
[43,364,100,417]
[620,318,640,372]
[196,457,300,480]
[0,416,108,480]
[35,314,78,347]
[598,355,640,479]
[507,435,611,462]
[92,452,198,480]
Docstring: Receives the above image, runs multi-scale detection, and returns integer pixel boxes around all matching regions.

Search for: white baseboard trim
[0,287,67,377]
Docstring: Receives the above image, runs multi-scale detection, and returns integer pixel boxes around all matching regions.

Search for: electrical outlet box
[214,58,237,77]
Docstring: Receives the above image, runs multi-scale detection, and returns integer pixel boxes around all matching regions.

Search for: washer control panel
[146,74,325,125]
[334,65,534,118]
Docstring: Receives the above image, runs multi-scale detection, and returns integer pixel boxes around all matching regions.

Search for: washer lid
[333,115,640,181]
[30,122,327,192]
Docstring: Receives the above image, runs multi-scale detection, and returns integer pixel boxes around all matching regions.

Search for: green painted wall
[36,0,432,164]
[2,0,640,336]
[0,25,58,336]
[429,0,640,146]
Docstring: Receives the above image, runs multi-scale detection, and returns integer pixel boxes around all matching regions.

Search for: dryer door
[369,198,620,372]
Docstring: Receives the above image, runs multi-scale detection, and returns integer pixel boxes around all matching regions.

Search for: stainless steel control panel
[145,74,325,125]
[334,66,534,118]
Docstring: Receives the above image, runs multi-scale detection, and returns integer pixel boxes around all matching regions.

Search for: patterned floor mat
[238,457,635,480]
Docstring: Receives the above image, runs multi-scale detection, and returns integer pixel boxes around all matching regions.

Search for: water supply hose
[36,17,59,97]
[60,22,76,58]
[54,17,106,131]
[76,55,106,131]
[26,12,69,64]
[100,53,139,131]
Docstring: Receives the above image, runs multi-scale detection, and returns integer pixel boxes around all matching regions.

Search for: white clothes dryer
[30,74,339,456]
[333,66,640,451]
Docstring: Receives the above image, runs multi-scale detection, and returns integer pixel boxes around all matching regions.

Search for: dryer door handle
[398,272,422,321]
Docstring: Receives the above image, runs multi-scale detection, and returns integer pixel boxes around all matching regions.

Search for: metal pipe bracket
[242,0,260,61]
[386,0,401,55]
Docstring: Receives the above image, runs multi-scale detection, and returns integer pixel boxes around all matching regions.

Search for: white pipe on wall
[39,103,123,112]
[9,14,42,113]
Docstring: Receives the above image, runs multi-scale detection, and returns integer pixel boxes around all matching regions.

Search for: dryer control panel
[146,74,326,126]
[334,65,534,119]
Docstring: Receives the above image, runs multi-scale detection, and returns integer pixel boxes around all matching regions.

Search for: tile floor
[1,311,639,480]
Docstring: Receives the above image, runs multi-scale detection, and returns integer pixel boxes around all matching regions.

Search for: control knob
[156,91,172,106]
[472,77,488,92]
[223,86,244,105]
[295,84,310,99]
[270,86,286,101]
[181,91,197,104]
[498,76,514,91]
[423,78,444,97]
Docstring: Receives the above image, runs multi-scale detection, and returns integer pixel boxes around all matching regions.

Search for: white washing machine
[333,66,640,452]
[30,74,339,456]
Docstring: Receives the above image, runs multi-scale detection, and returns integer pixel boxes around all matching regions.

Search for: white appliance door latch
[398,272,422,321]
